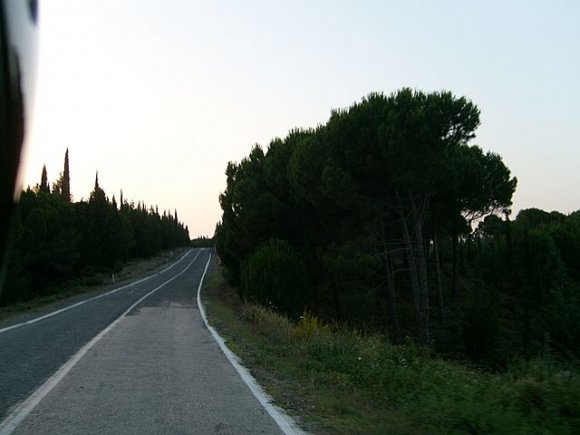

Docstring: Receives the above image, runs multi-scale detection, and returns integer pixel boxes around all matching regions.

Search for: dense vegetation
[205,279,580,434]
[190,236,214,248]
[1,149,190,305]
[215,89,580,366]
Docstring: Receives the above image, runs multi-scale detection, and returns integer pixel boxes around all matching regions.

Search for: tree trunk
[523,225,532,354]
[451,233,459,301]
[504,211,513,268]
[381,221,401,342]
[434,233,445,322]
[411,197,430,345]
[400,215,421,326]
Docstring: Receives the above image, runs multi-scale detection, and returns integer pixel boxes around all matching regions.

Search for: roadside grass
[203,264,580,434]
[0,248,188,322]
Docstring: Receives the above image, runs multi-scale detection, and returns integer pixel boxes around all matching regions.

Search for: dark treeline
[215,89,579,366]
[190,236,214,248]
[2,149,190,305]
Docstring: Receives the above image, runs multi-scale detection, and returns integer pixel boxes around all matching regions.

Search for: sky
[21,0,580,237]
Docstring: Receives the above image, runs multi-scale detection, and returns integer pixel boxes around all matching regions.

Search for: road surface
[0,249,286,434]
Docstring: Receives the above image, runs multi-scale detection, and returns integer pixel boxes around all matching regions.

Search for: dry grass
[203,263,580,435]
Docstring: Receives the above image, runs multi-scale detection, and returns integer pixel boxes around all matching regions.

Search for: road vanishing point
[0,249,296,434]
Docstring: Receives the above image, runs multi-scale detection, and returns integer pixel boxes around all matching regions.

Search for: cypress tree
[39,165,49,193]
[61,148,71,202]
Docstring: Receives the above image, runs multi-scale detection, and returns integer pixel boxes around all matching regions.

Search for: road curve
[0,249,284,434]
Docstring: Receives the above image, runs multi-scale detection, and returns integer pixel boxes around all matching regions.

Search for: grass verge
[203,264,580,434]
[0,248,188,322]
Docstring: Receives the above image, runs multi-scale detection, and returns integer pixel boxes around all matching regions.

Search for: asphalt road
[0,248,285,434]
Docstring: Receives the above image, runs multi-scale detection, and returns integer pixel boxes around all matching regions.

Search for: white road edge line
[0,249,193,334]
[0,250,202,435]
[196,252,305,435]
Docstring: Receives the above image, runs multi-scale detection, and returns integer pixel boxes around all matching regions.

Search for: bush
[209,271,580,434]
[290,311,328,339]
[241,239,309,317]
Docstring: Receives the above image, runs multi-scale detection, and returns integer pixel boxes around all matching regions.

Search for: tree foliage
[215,89,578,364]
[241,239,309,317]
[2,151,190,305]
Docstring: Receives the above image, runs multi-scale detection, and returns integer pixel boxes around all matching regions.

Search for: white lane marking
[0,249,193,334]
[0,250,202,435]
[196,253,304,435]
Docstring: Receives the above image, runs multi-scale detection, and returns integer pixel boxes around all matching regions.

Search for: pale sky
[22,0,580,237]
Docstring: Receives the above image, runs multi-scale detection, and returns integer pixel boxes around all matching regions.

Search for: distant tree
[52,149,72,201]
[4,157,189,306]
[18,188,80,292]
[191,236,213,248]
[61,148,71,202]
[516,208,563,227]
[39,165,49,193]
[76,172,127,269]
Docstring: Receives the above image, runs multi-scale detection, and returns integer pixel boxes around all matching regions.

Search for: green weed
[204,265,580,434]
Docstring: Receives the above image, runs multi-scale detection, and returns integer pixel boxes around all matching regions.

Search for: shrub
[241,239,309,317]
[290,311,328,339]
